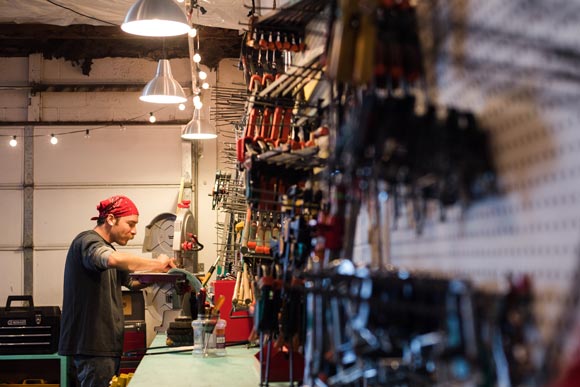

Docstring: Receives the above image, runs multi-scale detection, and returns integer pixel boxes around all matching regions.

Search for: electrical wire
[0,106,176,139]
[44,0,117,26]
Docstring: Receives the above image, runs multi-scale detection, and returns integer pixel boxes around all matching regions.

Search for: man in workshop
[58,195,176,387]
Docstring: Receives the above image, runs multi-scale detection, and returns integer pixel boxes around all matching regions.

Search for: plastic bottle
[214,316,227,356]
[192,314,208,356]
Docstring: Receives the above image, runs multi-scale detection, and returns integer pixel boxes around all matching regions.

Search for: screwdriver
[201,256,221,287]
[203,294,227,355]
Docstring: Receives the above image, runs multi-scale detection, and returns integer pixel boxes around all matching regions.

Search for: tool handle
[279,108,293,142]
[258,108,272,139]
[242,263,253,305]
[270,107,284,141]
[233,271,242,305]
[201,256,221,287]
[197,288,207,316]
[248,74,262,92]
[6,295,34,311]
[213,294,226,315]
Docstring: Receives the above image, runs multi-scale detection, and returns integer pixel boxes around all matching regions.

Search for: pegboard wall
[389,0,580,367]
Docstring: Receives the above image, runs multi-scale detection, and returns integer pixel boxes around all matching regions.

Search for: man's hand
[157,254,177,272]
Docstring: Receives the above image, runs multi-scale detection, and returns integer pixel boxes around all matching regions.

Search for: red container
[213,280,254,344]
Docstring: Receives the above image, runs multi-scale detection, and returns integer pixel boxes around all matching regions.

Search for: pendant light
[181,108,217,140]
[122,0,190,37]
[141,59,187,104]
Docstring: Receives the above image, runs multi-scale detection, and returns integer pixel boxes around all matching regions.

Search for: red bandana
[90,195,140,221]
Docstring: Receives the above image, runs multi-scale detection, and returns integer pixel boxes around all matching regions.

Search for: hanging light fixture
[141,59,187,104]
[122,0,190,37]
[181,108,217,140]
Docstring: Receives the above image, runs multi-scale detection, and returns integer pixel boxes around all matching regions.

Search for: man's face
[109,214,138,246]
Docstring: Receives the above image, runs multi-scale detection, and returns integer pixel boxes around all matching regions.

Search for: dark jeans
[73,355,120,387]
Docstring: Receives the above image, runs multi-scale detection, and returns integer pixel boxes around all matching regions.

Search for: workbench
[129,334,290,387]
[0,352,68,386]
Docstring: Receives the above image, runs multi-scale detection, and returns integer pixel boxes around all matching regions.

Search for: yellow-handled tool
[201,256,221,287]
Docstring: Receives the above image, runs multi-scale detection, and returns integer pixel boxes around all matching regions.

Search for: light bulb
[149,112,156,123]
[50,134,58,145]
[202,82,210,90]
[176,0,184,2]
[188,28,197,38]
[85,129,90,139]
[178,103,186,111]
[193,95,203,109]
[198,71,207,80]
[193,53,201,63]
[9,136,17,147]
[120,124,126,131]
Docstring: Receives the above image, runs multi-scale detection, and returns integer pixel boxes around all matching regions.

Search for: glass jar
[191,314,217,357]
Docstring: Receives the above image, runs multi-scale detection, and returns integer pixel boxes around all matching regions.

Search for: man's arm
[107,252,176,272]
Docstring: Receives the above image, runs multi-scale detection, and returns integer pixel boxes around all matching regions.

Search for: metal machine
[136,200,204,333]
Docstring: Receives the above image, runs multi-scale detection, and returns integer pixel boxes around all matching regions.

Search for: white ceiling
[0,0,282,31]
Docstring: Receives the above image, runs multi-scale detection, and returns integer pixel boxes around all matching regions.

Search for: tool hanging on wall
[327,0,357,82]
[232,261,255,311]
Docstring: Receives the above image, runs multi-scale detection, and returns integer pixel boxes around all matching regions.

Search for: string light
[149,112,157,123]
[184,24,216,141]
[188,28,197,38]
[178,103,186,111]
[193,95,203,109]
[0,107,183,144]
[85,129,91,139]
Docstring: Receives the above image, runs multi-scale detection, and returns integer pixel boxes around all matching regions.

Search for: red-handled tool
[275,32,283,51]
[275,108,293,147]
[267,31,276,51]
[269,106,285,144]
[282,33,291,51]
[237,74,262,163]
[237,107,259,162]
[255,107,273,152]
[258,31,268,50]
[261,73,274,88]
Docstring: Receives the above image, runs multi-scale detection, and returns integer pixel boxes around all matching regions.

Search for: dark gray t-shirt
[58,230,130,357]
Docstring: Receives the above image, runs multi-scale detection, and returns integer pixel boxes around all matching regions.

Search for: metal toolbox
[0,295,61,355]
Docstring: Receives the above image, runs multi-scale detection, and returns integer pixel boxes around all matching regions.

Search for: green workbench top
[129,334,280,387]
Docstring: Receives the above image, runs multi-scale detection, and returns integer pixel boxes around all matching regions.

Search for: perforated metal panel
[390,0,580,366]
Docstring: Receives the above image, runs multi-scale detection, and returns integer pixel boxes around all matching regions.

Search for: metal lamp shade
[121,0,190,37]
[181,109,217,140]
[140,59,187,104]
